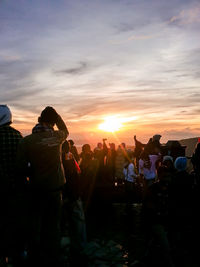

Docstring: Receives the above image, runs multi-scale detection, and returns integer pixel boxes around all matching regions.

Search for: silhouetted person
[162,156,175,175]
[142,165,174,267]
[61,140,87,266]
[93,139,108,186]
[0,105,23,265]
[144,134,162,155]
[79,144,98,210]
[133,135,145,169]
[169,157,195,262]
[115,143,127,185]
[191,142,200,184]
[69,139,80,163]
[17,106,69,266]
[123,151,138,207]
[139,150,159,189]
[106,143,117,187]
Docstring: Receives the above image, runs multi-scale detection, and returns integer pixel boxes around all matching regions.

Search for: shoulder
[10,126,23,136]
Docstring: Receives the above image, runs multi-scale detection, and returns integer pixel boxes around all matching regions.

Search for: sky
[0,0,200,146]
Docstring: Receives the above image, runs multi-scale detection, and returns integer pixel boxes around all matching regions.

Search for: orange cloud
[169,5,200,25]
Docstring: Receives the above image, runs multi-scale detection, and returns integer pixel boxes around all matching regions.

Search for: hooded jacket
[17,115,69,191]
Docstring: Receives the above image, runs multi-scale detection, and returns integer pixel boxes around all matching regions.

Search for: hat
[0,105,12,126]
[163,155,173,163]
[152,134,161,141]
[174,157,187,171]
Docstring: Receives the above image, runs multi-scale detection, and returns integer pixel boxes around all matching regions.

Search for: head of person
[97,142,103,149]
[109,143,115,150]
[120,143,126,149]
[162,156,174,170]
[62,140,70,153]
[174,157,187,172]
[0,105,12,126]
[38,106,58,127]
[82,144,91,153]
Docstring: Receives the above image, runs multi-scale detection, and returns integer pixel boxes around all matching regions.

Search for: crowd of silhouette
[0,105,200,267]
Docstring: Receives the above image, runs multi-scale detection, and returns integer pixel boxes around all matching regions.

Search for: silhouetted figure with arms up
[17,106,69,266]
[61,140,87,266]
[133,135,145,169]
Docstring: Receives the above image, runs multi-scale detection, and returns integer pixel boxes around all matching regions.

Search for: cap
[152,134,162,141]
[163,155,173,163]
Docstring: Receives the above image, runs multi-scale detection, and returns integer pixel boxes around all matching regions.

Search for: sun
[98,116,122,132]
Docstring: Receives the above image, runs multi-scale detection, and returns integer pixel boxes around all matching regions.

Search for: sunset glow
[1,0,200,145]
[98,117,123,132]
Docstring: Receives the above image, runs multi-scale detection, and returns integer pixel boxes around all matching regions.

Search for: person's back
[170,157,194,219]
[0,125,23,188]
[169,157,195,263]
[20,130,66,191]
[17,106,69,266]
[0,105,23,264]
[142,166,174,267]
[18,108,68,191]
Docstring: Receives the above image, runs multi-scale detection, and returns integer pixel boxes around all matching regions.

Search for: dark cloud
[115,23,136,33]
[0,88,43,112]
[55,61,89,75]
[178,108,200,116]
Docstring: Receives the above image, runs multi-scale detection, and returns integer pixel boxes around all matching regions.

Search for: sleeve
[54,115,69,141]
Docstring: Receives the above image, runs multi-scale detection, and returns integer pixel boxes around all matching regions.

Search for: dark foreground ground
[60,185,199,267]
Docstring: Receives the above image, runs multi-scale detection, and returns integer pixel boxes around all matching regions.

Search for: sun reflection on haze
[98,116,122,132]
[98,115,138,133]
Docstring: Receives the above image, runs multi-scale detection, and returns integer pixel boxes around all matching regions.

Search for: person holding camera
[17,106,69,266]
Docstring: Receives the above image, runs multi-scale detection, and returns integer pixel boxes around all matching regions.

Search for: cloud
[55,61,90,75]
[163,127,199,139]
[109,34,154,45]
[114,23,136,33]
[169,4,200,25]
[0,0,199,142]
